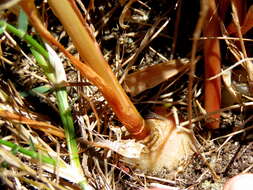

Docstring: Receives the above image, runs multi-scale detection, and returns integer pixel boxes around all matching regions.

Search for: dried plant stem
[188,0,208,129]
[19,0,149,140]
[231,2,253,93]
[203,0,221,129]
[0,109,64,138]
[227,0,247,34]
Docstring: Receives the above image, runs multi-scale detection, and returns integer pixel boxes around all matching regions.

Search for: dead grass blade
[0,109,65,138]
[0,147,69,190]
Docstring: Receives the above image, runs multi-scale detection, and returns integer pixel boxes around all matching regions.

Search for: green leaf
[11,144,20,155]
[1,161,9,168]
[20,85,52,98]
[17,9,28,33]
[0,20,6,35]
[28,137,36,152]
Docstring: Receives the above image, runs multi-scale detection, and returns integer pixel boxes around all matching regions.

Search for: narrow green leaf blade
[17,8,28,33]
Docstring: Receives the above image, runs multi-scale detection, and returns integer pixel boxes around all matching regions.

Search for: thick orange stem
[203,0,221,129]
[19,0,150,140]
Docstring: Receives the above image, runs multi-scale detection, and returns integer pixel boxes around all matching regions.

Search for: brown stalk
[19,0,149,140]
[119,0,137,29]
[203,0,221,129]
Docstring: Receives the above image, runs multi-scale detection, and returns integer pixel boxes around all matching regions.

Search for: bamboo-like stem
[203,0,221,129]
[19,0,149,140]
[31,43,90,190]
[31,48,84,175]
[55,88,84,171]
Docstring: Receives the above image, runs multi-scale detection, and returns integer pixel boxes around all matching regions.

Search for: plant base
[125,117,195,173]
